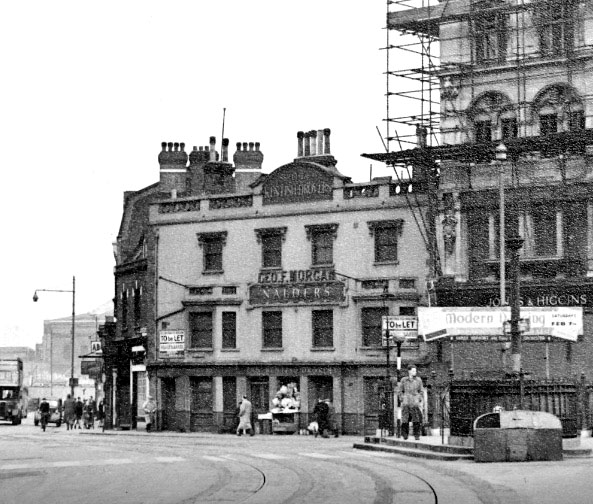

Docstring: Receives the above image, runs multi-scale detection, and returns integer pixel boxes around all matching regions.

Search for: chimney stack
[234,140,263,193]
[158,141,188,194]
[294,128,337,169]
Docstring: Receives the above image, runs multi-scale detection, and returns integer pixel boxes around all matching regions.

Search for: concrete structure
[364,0,593,380]
[107,129,432,434]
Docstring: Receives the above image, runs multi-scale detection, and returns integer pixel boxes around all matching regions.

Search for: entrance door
[249,377,269,419]
[160,378,176,431]
[363,377,382,435]
[222,377,237,432]
[308,376,333,409]
[190,377,214,432]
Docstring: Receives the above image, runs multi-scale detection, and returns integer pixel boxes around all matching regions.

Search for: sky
[0,1,412,349]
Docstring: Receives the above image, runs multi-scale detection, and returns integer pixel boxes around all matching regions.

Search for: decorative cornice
[254,226,288,244]
[304,223,338,241]
[367,219,404,238]
[197,231,228,248]
[182,299,243,307]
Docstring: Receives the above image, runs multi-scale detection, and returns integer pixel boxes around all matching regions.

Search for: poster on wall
[159,330,185,357]
[418,307,583,342]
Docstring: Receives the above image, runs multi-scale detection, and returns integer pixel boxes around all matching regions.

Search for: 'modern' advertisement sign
[418,307,582,342]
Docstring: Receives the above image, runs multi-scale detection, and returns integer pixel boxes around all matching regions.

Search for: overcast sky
[0,1,410,349]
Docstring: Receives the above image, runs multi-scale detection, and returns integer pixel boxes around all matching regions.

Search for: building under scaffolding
[365,0,593,380]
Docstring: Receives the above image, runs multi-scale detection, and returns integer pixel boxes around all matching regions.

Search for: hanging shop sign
[262,163,333,205]
[418,307,582,342]
[159,330,185,357]
[249,281,346,306]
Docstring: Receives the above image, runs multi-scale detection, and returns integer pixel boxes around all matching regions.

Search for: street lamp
[33,276,76,398]
[496,142,508,306]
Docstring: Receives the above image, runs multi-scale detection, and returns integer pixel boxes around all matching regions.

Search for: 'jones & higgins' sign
[262,163,333,205]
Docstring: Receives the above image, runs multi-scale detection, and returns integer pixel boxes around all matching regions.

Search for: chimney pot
[167,142,173,152]
[193,146,197,151]
[255,142,260,151]
[242,142,248,151]
[161,142,167,151]
[249,142,254,151]
[180,142,185,152]
[236,142,241,151]
[323,128,331,154]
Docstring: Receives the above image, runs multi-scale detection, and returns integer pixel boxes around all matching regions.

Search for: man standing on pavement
[63,394,75,430]
[38,398,50,432]
[143,395,157,432]
[236,395,252,436]
[74,397,84,429]
[397,364,424,440]
[312,398,330,438]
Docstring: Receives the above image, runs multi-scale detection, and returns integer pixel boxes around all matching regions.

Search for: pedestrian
[397,364,424,440]
[74,397,84,429]
[312,398,330,438]
[142,395,157,432]
[326,399,339,438]
[63,394,76,431]
[97,400,104,428]
[236,395,252,436]
[38,397,50,432]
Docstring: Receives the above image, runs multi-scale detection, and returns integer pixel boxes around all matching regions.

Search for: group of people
[62,394,104,430]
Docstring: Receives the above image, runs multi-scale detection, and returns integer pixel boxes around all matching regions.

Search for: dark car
[34,399,62,427]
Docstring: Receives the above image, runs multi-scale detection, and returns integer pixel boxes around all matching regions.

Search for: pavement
[79,428,593,503]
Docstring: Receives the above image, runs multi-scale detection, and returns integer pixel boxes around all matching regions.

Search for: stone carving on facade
[442,210,457,256]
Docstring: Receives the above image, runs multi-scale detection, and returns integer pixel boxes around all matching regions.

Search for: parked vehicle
[34,399,62,427]
[0,359,27,425]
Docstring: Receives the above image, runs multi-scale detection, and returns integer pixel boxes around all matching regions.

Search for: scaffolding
[377,0,593,282]
[383,0,593,153]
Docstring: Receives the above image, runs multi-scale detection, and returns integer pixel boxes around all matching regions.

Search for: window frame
[222,311,237,349]
[305,224,338,267]
[361,306,388,347]
[262,311,283,349]
[197,232,227,274]
[475,9,507,64]
[312,310,334,348]
[189,311,214,349]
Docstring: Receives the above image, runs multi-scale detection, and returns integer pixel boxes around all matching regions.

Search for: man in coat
[397,364,424,440]
[236,395,252,436]
[312,398,330,438]
[63,394,76,430]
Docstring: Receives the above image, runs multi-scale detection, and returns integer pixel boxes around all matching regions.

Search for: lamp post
[33,276,76,398]
[496,143,508,306]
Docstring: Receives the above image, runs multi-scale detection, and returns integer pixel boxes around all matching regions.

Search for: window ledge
[187,347,214,353]
[261,347,284,352]
[221,348,239,352]
[202,270,224,275]
[260,267,283,271]
[374,260,399,266]
[310,347,335,352]
[311,263,334,269]
[359,346,385,351]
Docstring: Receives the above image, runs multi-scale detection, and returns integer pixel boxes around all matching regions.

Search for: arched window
[532,84,584,136]
[468,91,516,144]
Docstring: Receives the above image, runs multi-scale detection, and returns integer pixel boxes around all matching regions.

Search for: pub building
[139,129,432,434]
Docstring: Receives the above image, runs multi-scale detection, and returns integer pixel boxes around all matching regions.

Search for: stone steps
[354,436,473,461]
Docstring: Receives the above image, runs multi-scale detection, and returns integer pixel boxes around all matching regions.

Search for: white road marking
[251,453,287,460]
[0,456,186,471]
[155,456,185,463]
[299,452,340,459]
[202,455,227,462]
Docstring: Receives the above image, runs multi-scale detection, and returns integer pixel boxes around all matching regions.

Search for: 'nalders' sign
[159,330,185,357]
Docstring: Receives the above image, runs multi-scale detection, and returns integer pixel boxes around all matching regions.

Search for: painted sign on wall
[249,281,346,306]
[262,164,333,205]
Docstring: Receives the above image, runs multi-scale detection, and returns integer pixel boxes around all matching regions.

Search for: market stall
[270,382,300,435]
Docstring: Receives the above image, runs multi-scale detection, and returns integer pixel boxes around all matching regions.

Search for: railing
[343,185,379,199]
[158,200,200,213]
[209,195,253,210]
[448,375,584,438]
